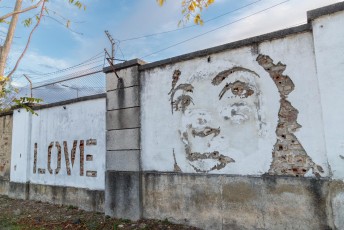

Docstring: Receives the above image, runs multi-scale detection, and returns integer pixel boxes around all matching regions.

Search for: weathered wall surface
[141,31,328,178]
[311,9,344,230]
[143,173,332,230]
[104,60,144,220]
[10,98,106,190]
[133,2,344,229]
[0,114,12,195]
[312,10,344,181]
[8,97,106,210]
[0,115,12,180]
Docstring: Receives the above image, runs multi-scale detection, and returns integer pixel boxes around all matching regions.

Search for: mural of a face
[167,55,324,177]
[170,68,265,172]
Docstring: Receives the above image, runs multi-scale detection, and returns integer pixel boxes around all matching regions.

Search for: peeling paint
[218,80,255,100]
[192,126,220,138]
[173,95,194,113]
[211,67,259,86]
[257,54,323,178]
[173,149,182,172]
[170,69,181,91]
[169,83,194,113]
[86,139,97,146]
[33,139,97,177]
[86,170,97,177]
[33,143,37,174]
[63,141,77,176]
[80,140,84,176]
[167,65,266,173]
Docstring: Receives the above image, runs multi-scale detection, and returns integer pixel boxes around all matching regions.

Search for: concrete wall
[0,114,13,195]
[1,2,342,229]
[103,2,344,229]
[311,8,344,230]
[140,32,328,178]
[143,173,332,229]
[9,96,106,211]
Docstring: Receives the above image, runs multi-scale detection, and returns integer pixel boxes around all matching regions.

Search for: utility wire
[29,62,104,81]
[121,0,263,42]
[28,51,104,76]
[141,0,289,59]
[29,58,104,78]
[25,64,102,82]
[32,65,104,85]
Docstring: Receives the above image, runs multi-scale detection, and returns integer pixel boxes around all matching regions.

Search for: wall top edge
[138,23,311,71]
[139,171,332,181]
[103,59,147,74]
[32,93,106,111]
[5,93,106,114]
[307,1,344,22]
[0,110,13,117]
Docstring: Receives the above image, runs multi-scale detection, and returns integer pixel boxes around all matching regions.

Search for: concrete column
[104,59,145,220]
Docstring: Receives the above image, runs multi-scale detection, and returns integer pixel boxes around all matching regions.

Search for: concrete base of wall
[9,182,29,200]
[142,172,334,230]
[8,182,104,212]
[105,171,141,220]
[0,178,9,196]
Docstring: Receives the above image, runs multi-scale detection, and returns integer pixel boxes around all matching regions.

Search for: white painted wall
[141,32,329,177]
[11,98,106,190]
[10,110,32,183]
[312,11,344,180]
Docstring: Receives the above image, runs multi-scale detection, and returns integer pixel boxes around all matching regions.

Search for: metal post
[23,74,32,98]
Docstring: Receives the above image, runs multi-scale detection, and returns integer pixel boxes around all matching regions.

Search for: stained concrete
[0,178,9,195]
[8,182,104,211]
[105,171,141,220]
[105,59,143,220]
[107,129,140,150]
[107,86,140,110]
[328,181,344,230]
[8,182,29,200]
[106,66,140,92]
[142,173,332,230]
[29,183,104,212]
[106,150,140,171]
[107,107,140,130]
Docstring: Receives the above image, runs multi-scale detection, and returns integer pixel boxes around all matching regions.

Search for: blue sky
[0,0,340,84]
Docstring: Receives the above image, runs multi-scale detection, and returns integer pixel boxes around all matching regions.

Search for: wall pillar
[104,59,145,220]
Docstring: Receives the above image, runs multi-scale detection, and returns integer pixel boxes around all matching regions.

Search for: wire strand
[121,0,263,42]
[140,0,290,59]
[28,51,104,76]
[120,0,263,42]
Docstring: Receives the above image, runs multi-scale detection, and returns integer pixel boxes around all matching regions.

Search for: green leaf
[75,1,82,9]
[23,18,33,27]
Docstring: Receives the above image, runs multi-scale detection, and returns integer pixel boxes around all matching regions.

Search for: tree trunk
[0,0,23,78]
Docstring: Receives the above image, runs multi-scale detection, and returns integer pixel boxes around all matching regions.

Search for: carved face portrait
[170,67,267,173]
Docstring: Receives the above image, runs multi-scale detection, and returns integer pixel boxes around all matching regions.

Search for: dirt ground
[0,195,199,230]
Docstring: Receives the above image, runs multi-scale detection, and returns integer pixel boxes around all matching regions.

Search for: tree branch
[43,15,83,35]
[6,1,46,80]
[0,0,23,77]
[0,0,44,21]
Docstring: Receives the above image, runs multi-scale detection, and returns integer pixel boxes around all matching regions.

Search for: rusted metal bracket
[104,49,120,79]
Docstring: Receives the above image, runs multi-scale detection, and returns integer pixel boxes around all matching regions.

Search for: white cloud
[130,0,342,62]
[9,47,70,82]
